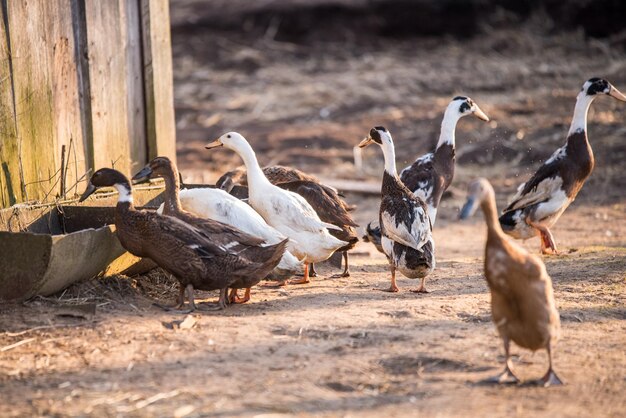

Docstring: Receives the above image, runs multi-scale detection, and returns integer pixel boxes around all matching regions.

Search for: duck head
[358,126,393,149]
[450,96,490,122]
[459,178,494,220]
[206,132,249,152]
[582,78,626,102]
[79,168,132,203]
[132,156,176,184]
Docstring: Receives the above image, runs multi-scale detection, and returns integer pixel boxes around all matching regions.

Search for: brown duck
[132,157,287,304]
[80,168,286,311]
[460,178,562,387]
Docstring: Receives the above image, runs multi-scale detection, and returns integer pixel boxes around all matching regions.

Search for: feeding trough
[0,182,166,301]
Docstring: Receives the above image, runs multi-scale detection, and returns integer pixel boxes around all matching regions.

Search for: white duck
[206,132,347,284]
[158,187,303,286]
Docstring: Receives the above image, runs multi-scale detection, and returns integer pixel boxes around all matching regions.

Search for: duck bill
[358,137,373,148]
[473,106,490,122]
[131,166,153,184]
[459,197,478,220]
[608,86,626,102]
[79,182,97,203]
[205,139,223,150]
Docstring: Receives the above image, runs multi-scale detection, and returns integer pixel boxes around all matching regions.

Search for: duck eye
[227,134,231,138]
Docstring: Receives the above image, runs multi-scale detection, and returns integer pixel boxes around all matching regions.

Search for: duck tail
[362,221,384,253]
[498,210,519,232]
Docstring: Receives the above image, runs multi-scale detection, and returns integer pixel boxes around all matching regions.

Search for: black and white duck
[499,78,626,254]
[81,168,286,310]
[461,178,562,386]
[363,96,488,251]
[132,157,288,304]
[359,126,435,293]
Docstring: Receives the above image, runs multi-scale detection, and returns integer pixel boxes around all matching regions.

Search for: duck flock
[79,78,625,387]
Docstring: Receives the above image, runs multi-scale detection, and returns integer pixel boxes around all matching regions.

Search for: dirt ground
[1,1,626,417]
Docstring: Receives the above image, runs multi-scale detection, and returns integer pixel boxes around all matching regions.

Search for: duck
[80,168,286,311]
[362,96,489,254]
[206,132,348,285]
[218,166,357,277]
[400,96,489,223]
[460,178,562,387]
[171,187,304,287]
[358,126,435,293]
[132,157,289,304]
[275,180,359,278]
[499,78,626,254]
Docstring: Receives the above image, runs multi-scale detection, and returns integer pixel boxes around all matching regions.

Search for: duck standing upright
[132,157,288,304]
[206,132,348,285]
[499,78,626,254]
[460,178,562,386]
[359,127,434,293]
[80,168,285,311]
[363,96,489,251]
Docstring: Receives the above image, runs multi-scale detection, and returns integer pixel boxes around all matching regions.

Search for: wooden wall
[0,0,176,208]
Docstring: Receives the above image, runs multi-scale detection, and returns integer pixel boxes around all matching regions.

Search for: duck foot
[289,277,311,285]
[380,285,399,293]
[228,288,251,304]
[194,288,228,311]
[482,368,520,385]
[330,271,350,278]
[410,287,430,294]
[533,369,564,387]
[259,280,287,288]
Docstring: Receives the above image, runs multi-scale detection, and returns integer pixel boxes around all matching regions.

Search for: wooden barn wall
[0,0,176,208]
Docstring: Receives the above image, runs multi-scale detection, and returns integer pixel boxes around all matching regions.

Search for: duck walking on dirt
[206,132,347,285]
[499,78,626,254]
[81,168,286,311]
[359,126,435,293]
[132,157,288,304]
[461,178,563,387]
[363,96,489,252]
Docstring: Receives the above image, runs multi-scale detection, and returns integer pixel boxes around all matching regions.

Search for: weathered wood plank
[5,0,86,204]
[123,0,148,174]
[84,0,131,176]
[141,0,176,163]
[0,1,21,207]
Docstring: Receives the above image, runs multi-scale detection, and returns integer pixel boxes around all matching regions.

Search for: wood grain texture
[141,0,176,163]
[123,0,148,174]
[84,0,131,176]
[5,0,86,203]
[0,2,21,207]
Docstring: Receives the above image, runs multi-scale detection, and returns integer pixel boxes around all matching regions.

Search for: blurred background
[169,0,626,207]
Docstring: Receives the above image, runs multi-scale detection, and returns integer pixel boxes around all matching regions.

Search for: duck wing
[277,180,358,228]
[380,194,431,251]
[503,158,563,212]
[400,153,435,198]
[268,190,341,233]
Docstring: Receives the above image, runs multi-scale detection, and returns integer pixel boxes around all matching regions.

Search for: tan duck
[460,178,562,386]
[132,157,287,304]
[499,78,626,254]
[80,168,286,311]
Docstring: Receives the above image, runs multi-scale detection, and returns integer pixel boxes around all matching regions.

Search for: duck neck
[481,191,503,239]
[114,182,134,210]
[381,140,398,178]
[436,108,461,150]
[568,92,594,136]
[162,167,182,214]
[233,141,271,190]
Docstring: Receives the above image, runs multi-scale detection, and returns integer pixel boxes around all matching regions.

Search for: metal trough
[0,183,166,301]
